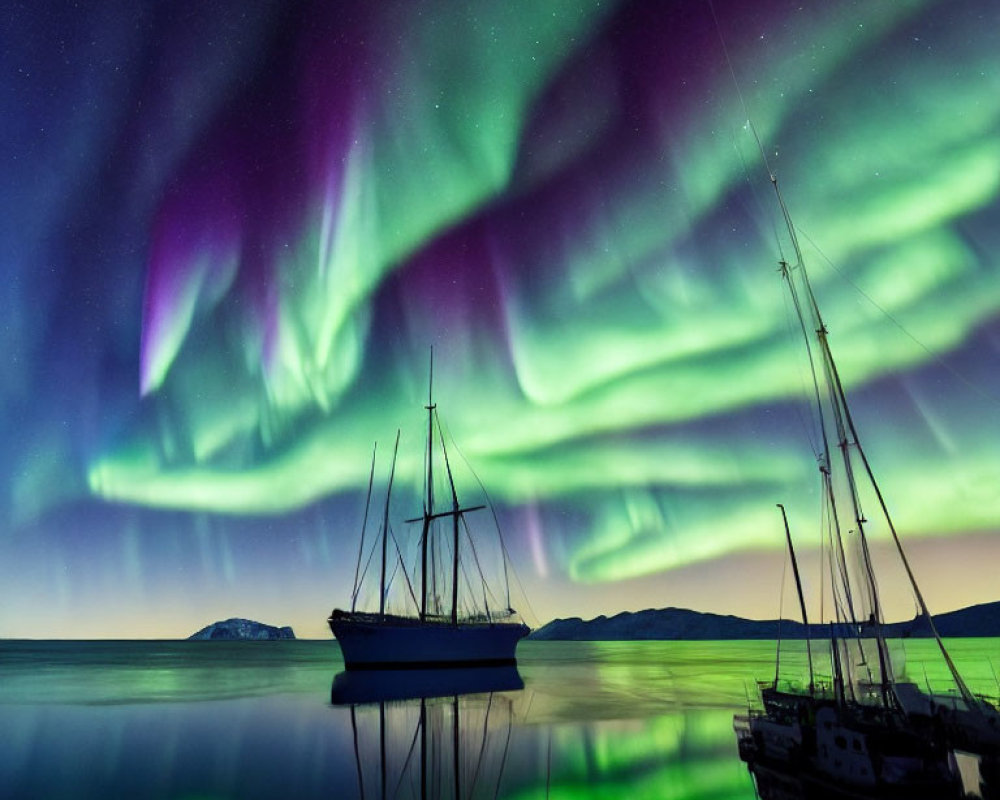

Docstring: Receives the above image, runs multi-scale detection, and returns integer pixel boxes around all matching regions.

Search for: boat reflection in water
[331,666,524,706]
[331,666,524,799]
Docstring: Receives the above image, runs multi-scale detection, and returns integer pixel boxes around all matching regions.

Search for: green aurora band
[8,1,998,607]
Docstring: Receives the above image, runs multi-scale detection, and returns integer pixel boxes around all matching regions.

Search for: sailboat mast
[777,177,895,701]
[770,168,979,708]
[451,491,460,625]
[826,322,978,707]
[351,442,378,613]
[777,504,814,693]
[830,624,846,707]
[421,349,436,620]
[379,431,400,620]
[436,415,464,626]
[774,165,889,636]
[780,259,864,637]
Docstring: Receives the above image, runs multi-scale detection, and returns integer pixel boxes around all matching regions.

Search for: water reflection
[743,753,959,800]
[331,666,524,799]
[331,666,524,705]
[329,646,761,799]
[742,752,1000,800]
[10,640,999,799]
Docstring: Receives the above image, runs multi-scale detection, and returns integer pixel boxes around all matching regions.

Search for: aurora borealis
[2,0,999,638]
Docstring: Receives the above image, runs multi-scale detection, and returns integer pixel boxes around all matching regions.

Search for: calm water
[1,638,998,798]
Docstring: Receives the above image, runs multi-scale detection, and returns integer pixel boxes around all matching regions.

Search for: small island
[188,618,296,641]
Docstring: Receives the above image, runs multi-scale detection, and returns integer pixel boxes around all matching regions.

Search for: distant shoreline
[5,601,999,642]
[528,601,1000,641]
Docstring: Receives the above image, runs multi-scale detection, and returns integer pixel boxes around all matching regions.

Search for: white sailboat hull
[329,611,530,670]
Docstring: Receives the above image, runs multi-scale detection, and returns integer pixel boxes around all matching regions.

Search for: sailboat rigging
[733,129,1000,796]
[329,353,529,670]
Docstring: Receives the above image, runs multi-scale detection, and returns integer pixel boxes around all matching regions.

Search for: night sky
[2,0,999,639]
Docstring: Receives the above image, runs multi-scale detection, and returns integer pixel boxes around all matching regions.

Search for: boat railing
[331,608,524,627]
[769,677,836,699]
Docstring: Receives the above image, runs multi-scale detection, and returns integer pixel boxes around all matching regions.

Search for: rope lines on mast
[351,441,378,612]
[379,431,401,619]
[439,415,539,626]
[435,408,463,626]
[493,697,515,800]
[392,708,424,799]
[421,347,436,621]
[707,0,976,710]
[797,226,1000,410]
[774,536,788,688]
[731,129,788,265]
[779,272,823,464]
[462,514,498,622]
[778,503,815,693]
[387,522,420,615]
[832,358,981,707]
[354,523,383,612]
[467,692,495,799]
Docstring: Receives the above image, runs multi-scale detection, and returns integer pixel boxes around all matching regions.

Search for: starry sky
[2,0,999,639]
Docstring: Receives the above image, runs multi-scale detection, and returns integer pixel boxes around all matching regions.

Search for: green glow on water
[7,639,1000,798]
[510,757,748,800]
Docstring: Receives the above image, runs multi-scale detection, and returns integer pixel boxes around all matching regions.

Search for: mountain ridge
[528,601,1000,641]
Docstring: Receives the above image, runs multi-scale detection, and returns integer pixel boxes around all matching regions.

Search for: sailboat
[328,356,530,670]
[732,146,1000,797]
